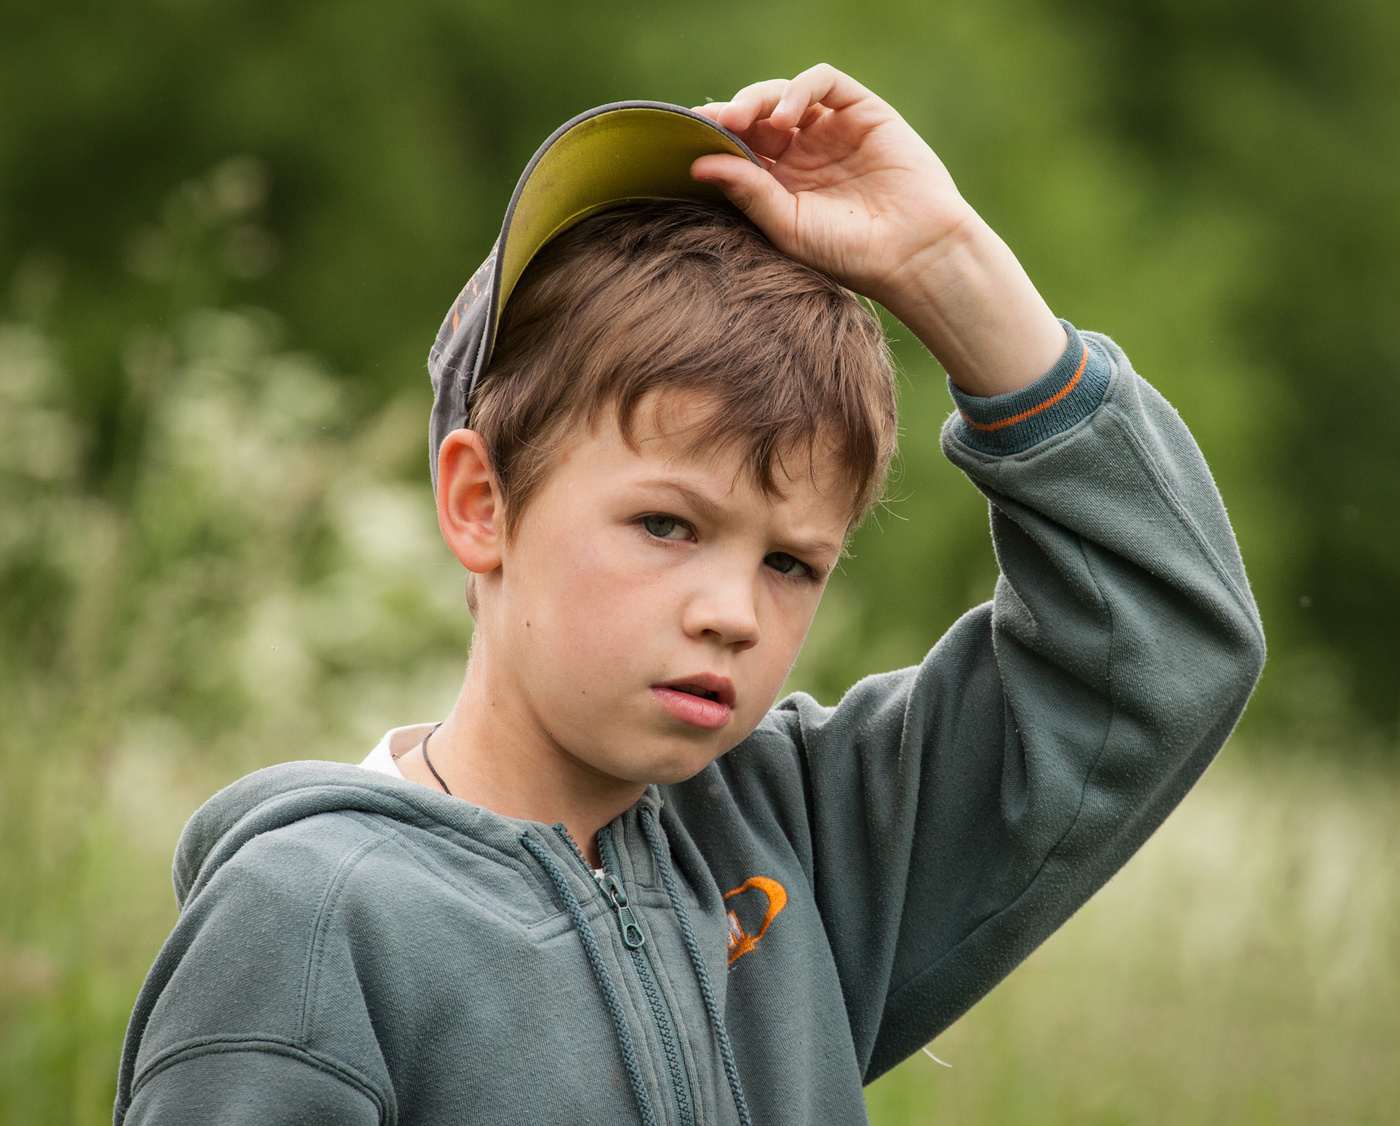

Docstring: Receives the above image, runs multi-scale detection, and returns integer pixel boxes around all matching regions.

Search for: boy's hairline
[489,384,870,543]
[459,386,868,617]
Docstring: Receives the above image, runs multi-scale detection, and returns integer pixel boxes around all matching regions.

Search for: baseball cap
[426,101,759,491]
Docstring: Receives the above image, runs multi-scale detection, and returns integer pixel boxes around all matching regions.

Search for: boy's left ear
[436,430,505,575]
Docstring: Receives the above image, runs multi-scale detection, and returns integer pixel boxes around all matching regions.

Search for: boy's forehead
[581,388,859,526]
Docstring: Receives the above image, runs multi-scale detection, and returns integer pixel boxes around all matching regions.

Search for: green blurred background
[2,0,1397,1121]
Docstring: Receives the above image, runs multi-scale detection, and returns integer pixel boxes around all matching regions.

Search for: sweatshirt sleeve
[775,323,1266,1081]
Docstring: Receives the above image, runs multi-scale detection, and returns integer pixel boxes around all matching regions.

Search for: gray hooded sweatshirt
[115,326,1265,1125]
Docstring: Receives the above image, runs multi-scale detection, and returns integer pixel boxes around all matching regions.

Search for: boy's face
[478,391,851,788]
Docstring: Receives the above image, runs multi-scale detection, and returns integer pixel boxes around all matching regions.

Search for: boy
[116,66,1264,1124]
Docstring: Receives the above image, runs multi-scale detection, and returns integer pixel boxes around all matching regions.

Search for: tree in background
[2,3,1397,737]
[6,0,1396,746]
[1055,0,1400,736]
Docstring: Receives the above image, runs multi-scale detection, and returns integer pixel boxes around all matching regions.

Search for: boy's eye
[765,551,812,579]
[641,514,691,541]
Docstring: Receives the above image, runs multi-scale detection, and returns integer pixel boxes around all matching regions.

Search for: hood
[171,759,530,908]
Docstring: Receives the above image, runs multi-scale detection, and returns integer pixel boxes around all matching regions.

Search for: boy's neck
[397,649,645,867]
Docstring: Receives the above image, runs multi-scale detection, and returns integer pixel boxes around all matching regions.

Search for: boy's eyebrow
[639,479,845,561]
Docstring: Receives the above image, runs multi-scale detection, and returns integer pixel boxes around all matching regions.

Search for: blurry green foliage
[0,161,472,1119]
[1054,0,1400,732]
[2,0,1400,1121]
[3,0,1397,738]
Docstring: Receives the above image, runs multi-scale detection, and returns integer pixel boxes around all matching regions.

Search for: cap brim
[499,102,754,314]
[427,101,757,491]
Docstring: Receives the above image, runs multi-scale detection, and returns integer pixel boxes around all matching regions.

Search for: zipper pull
[603,874,646,949]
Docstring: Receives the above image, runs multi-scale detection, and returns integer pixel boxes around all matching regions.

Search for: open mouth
[653,675,736,730]
[673,684,721,702]
[658,675,735,708]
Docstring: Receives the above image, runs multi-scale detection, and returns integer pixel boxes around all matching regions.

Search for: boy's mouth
[653,675,735,731]
[659,675,735,706]
[676,684,719,701]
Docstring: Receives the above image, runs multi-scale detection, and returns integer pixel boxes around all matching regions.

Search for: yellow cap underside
[499,108,748,309]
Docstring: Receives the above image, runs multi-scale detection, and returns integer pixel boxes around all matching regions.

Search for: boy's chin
[607,740,738,788]
[637,761,720,786]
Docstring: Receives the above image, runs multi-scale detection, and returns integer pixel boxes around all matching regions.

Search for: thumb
[691,154,796,249]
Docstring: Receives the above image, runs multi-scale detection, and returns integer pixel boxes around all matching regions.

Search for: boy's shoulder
[136,762,573,1077]
[173,762,398,905]
[172,761,544,917]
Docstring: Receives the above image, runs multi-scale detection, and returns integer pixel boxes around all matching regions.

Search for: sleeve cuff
[946,320,1111,455]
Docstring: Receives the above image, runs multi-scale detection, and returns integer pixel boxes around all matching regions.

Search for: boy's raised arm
[691,62,1068,396]
[756,329,1267,1077]
[689,66,1267,1079]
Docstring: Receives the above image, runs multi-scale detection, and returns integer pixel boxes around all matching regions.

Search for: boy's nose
[682,573,760,651]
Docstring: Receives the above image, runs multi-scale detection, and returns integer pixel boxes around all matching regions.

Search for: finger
[739,119,798,162]
[712,78,789,133]
[690,154,796,246]
[693,102,797,164]
[769,63,870,130]
[692,101,791,161]
[737,106,830,159]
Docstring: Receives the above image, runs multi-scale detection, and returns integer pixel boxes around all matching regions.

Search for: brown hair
[471,198,897,547]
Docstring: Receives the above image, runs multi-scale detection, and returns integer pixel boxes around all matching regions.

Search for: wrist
[877,210,1067,397]
[870,196,983,306]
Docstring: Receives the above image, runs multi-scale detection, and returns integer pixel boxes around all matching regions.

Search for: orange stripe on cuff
[959,344,1089,433]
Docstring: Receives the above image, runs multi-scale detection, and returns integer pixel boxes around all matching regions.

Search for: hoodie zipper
[552,823,696,1126]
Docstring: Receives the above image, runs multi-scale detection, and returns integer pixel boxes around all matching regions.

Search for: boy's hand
[693,64,1067,397]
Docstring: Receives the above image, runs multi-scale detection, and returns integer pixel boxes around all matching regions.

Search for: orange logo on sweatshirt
[724,876,787,965]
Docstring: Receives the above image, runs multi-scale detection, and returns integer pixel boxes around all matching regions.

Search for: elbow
[1206,598,1267,730]
[1235,591,1267,694]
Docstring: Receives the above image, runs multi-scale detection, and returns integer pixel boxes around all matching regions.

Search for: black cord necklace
[419,723,451,795]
